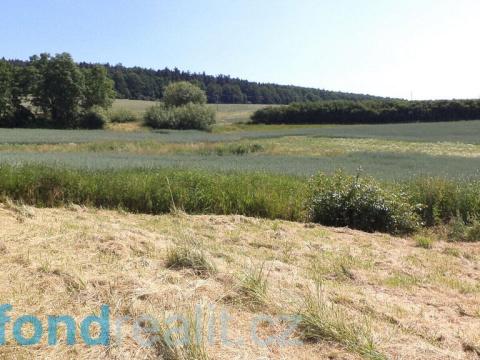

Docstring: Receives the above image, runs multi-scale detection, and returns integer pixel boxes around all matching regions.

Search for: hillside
[1,202,479,359]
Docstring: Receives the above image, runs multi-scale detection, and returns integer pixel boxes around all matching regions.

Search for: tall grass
[1,164,480,236]
[0,164,306,221]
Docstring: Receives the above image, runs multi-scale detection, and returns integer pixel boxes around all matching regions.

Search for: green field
[2,100,480,236]
[1,100,480,180]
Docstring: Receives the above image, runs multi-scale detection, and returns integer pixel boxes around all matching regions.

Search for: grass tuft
[151,306,211,360]
[236,262,269,310]
[297,289,386,360]
[415,235,433,249]
[166,242,216,277]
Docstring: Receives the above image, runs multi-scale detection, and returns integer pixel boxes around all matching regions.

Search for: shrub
[172,103,215,130]
[109,109,137,123]
[448,217,480,242]
[144,103,215,131]
[0,106,39,128]
[143,103,174,128]
[78,109,107,129]
[163,81,207,107]
[307,171,418,234]
[404,178,480,226]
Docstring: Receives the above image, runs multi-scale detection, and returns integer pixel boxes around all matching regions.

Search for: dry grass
[0,202,479,359]
[297,288,385,360]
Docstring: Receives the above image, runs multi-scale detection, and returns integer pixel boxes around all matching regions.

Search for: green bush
[143,103,175,128]
[307,171,418,234]
[172,103,215,130]
[78,109,107,129]
[144,103,215,131]
[404,178,480,226]
[109,109,138,123]
[0,106,39,128]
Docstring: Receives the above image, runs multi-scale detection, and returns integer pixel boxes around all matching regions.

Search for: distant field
[2,120,480,145]
[1,151,480,180]
[112,99,267,124]
[317,120,480,144]
[1,102,480,180]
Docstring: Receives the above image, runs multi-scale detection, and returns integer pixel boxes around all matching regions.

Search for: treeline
[7,58,382,104]
[251,99,480,124]
[1,53,114,129]
[98,64,383,104]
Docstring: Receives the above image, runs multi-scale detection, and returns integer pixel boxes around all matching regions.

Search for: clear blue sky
[1,0,479,99]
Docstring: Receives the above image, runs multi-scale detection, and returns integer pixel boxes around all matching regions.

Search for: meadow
[112,99,267,124]
[1,101,480,360]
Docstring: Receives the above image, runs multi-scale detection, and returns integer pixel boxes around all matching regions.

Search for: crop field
[2,151,480,180]
[1,101,480,180]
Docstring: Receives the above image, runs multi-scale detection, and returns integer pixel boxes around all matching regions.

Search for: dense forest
[6,58,382,104]
[251,100,480,124]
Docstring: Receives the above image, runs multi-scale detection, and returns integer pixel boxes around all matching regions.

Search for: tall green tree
[0,60,14,121]
[30,53,85,128]
[206,83,222,103]
[221,84,245,103]
[82,65,115,110]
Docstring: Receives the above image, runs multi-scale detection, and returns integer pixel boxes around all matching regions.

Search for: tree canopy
[0,53,115,129]
[163,81,207,107]
[251,100,480,125]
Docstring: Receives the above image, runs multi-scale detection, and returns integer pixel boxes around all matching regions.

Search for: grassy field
[0,205,479,359]
[112,99,267,124]
[1,151,480,180]
[1,99,480,180]
[1,101,480,359]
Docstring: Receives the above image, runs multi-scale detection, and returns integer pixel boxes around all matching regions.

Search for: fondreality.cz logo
[0,304,302,348]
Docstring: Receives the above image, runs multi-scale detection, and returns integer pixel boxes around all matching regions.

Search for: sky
[1,0,479,100]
